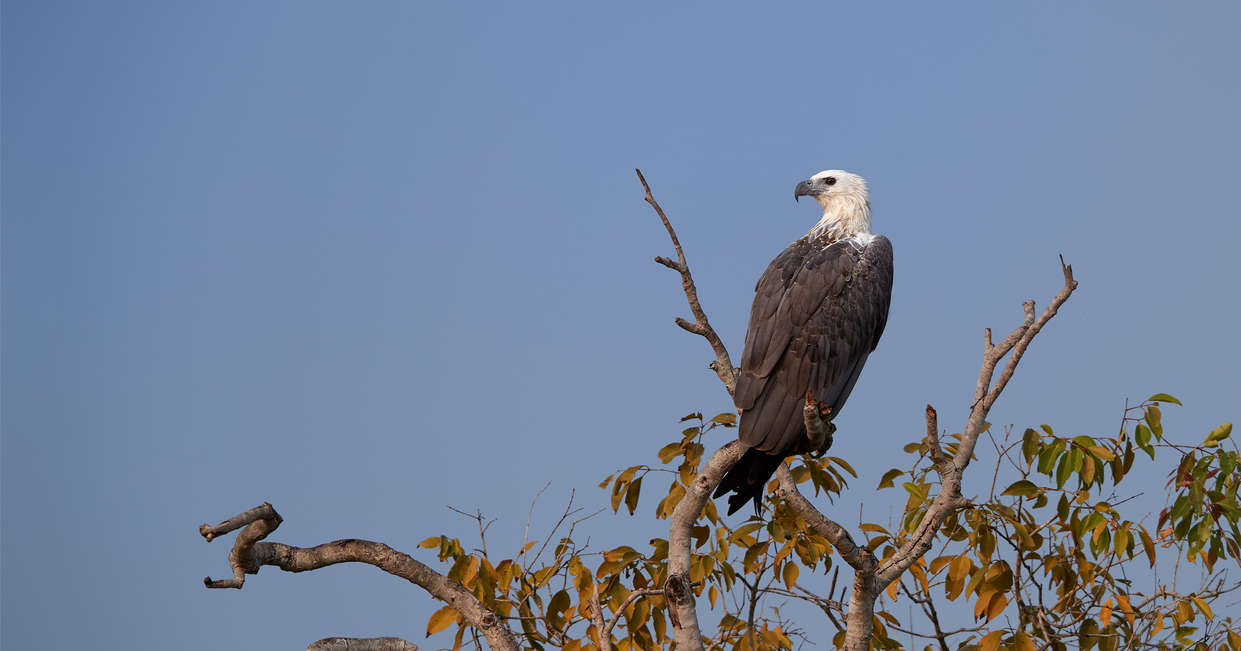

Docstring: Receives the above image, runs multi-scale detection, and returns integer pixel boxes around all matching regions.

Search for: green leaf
[902,482,927,500]
[1205,423,1233,448]
[1038,440,1064,474]
[1146,406,1164,440]
[1002,480,1042,498]
[1022,428,1040,464]
[1136,424,1155,460]
[1056,453,1072,489]
[877,468,903,490]
[624,477,642,514]
[1148,393,1182,405]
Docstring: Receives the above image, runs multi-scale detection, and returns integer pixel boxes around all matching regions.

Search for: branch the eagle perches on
[198,170,1075,651]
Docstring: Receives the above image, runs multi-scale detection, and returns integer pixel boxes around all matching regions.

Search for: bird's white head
[794,170,871,240]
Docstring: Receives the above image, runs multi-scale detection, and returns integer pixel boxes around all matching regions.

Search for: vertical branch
[665,441,745,650]
[637,168,738,395]
[639,170,748,651]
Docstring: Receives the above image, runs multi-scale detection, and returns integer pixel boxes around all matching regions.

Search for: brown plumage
[715,171,893,516]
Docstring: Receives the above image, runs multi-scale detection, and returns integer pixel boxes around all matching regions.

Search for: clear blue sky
[3,2,1238,649]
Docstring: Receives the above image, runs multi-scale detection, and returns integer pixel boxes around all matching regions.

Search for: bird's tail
[713,448,785,517]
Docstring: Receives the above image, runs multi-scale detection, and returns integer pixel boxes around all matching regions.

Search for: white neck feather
[807,194,871,240]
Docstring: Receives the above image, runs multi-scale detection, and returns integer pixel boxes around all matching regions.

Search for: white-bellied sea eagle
[714,170,894,515]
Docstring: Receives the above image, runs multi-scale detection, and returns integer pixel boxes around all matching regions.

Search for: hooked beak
[794,179,816,202]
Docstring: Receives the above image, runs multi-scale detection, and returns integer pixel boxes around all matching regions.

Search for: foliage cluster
[418,396,1239,650]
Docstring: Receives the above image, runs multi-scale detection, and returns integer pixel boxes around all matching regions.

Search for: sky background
[3,1,1239,649]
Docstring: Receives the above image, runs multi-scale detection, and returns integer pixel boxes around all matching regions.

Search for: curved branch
[199,504,520,651]
[775,465,870,571]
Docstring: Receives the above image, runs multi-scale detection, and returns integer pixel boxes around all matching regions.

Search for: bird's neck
[807,195,871,241]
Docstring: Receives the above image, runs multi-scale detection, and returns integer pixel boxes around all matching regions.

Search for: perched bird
[714,170,894,516]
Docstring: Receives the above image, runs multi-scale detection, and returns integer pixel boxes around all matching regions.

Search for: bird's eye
[824,177,837,186]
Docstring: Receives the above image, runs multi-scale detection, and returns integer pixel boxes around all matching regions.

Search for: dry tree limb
[923,405,948,471]
[307,638,418,651]
[637,168,738,395]
[639,169,751,651]
[877,258,1077,588]
[199,504,521,651]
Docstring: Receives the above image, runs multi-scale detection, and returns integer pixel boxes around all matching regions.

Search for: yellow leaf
[929,555,954,575]
[783,561,799,590]
[1116,593,1135,626]
[1176,600,1193,625]
[979,630,1005,651]
[1190,595,1213,620]
[1228,630,1241,651]
[426,605,458,636]
[1100,601,1113,628]
[708,584,719,608]
[1138,527,1157,567]
[419,536,441,549]
[985,593,1007,622]
[886,578,899,601]
[910,562,930,594]
[948,555,973,584]
[1013,631,1036,651]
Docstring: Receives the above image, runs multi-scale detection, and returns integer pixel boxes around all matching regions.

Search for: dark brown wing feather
[716,235,893,515]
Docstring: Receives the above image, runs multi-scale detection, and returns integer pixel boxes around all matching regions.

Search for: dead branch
[199,504,520,651]
[637,168,738,394]
[307,638,418,651]
[876,258,1076,590]
[923,405,948,470]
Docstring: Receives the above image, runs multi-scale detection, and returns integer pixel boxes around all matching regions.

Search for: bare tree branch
[924,405,948,471]
[199,504,521,651]
[875,259,1077,592]
[637,168,738,394]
